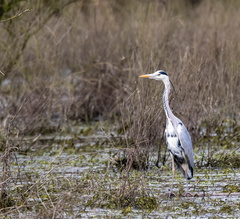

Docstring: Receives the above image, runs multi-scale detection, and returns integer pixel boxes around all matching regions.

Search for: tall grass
[1,0,239,132]
[0,0,239,162]
[0,2,237,145]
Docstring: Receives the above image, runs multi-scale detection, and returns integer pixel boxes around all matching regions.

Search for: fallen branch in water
[163,192,240,198]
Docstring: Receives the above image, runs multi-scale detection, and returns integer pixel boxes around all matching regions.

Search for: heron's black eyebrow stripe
[160,71,168,76]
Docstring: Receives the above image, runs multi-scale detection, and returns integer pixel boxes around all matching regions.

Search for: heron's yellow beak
[139,74,150,78]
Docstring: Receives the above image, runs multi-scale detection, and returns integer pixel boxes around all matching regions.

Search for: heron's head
[139,70,169,81]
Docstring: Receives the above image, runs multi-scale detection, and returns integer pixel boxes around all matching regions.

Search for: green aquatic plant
[135,196,157,210]
[211,151,240,168]
[223,184,240,193]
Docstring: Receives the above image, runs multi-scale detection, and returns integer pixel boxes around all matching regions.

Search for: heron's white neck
[162,80,174,120]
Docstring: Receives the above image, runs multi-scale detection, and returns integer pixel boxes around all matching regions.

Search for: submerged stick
[162,192,240,198]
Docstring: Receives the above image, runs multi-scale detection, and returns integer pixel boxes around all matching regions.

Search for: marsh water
[3,124,240,218]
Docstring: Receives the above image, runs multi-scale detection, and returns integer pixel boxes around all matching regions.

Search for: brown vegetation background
[0,0,239,141]
[0,0,240,216]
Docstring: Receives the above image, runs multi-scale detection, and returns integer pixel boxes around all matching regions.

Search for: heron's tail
[181,162,193,180]
[173,155,194,180]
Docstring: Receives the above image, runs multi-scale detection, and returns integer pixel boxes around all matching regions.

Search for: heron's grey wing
[176,122,194,169]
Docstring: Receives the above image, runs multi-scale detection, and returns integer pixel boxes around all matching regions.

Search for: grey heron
[139,70,194,194]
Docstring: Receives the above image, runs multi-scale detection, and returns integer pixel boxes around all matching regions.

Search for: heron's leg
[170,153,175,195]
[184,178,189,196]
[184,178,193,197]
[186,178,189,193]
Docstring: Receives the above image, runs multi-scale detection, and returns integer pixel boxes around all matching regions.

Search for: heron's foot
[166,192,176,199]
[183,192,193,197]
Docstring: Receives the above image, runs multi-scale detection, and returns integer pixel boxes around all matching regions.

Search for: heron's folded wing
[176,122,194,169]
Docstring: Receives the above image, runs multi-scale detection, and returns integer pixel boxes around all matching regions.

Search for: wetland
[1,122,240,218]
